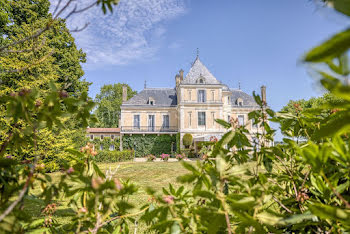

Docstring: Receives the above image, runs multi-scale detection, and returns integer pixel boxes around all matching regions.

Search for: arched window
[197,77,205,84]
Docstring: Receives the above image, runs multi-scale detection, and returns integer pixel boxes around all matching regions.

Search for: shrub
[182,148,196,158]
[94,150,134,163]
[182,133,193,148]
[122,134,176,157]
[176,153,186,161]
[160,153,170,161]
[146,154,156,162]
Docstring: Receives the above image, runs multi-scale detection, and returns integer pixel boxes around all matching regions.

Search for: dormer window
[197,77,205,84]
[236,98,243,106]
[148,97,155,105]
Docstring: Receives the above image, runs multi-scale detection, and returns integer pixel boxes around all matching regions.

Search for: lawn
[23,161,192,232]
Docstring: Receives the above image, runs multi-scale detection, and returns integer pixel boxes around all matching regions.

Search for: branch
[0,157,37,223]
[94,206,150,231]
[273,196,293,214]
[321,172,350,209]
[1,50,54,74]
[275,155,298,198]
[0,0,99,53]
[1,38,46,54]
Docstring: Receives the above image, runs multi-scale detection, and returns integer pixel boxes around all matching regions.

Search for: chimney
[179,69,184,81]
[122,85,127,102]
[261,85,266,105]
[175,74,181,87]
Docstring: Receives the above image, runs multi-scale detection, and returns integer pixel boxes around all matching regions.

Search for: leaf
[309,203,350,225]
[257,211,283,226]
[313,111,350,139]
[304,28,350,62]
[215,118,231,128]
[283,211,317,225]
[170,222,181,234]
[328,0,350,17]
[92,162,106,179]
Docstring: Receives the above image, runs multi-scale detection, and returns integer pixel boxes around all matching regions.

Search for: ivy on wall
[91,137,120,151]
[176,132,181,154]
[122,134,176,157]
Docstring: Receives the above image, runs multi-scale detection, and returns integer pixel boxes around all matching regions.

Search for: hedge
[94,150,134,163]
[122,134,176,157]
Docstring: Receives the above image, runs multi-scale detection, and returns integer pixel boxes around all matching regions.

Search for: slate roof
[230,89,259,107]
[182,57,221,85]
[122,88,177,107]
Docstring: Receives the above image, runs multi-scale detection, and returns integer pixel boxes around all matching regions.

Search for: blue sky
[57,0,348,111]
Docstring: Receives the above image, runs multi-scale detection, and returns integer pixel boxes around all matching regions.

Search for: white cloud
[50,0,187,68]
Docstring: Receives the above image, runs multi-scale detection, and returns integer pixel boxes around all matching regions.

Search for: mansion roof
[182,57,221,85]
[121,56,259,108]
[123,88,177,107]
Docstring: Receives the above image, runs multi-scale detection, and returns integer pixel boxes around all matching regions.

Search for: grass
[23,161,192,232]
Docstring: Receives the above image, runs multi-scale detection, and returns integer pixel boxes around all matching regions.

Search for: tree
[94,84,136,127]
[0,0,89,95]
[182,133,193,148]
[0,0,93,171]
[279,93,345,138]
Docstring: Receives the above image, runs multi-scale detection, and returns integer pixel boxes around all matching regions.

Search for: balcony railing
[121,126,178,133]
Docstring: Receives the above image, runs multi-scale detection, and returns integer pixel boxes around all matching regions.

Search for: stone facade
[120,56,265,150]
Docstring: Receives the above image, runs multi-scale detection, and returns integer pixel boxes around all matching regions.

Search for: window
[133,115,140,129]
[189,112,192,127]
[111,135,114,140]
[148,97,155,105]
[199,79,204,83]
[211,90,215,101]
[109,145,115,151]
[212,112,215,126]
[198,112,206,126]
[148,115,155,131]
[227,96,230,104]
[188,90,192,101]
[100,135,104,140]
[162,115,169,129]
[198,90,206,103]
[238,115,245,126]
[236,98,243,106]
[90,135,93,140]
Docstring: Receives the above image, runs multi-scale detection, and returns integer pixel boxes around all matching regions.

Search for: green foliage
[94,150,134,163]
[176,132,181,154]
[91,136,120,151]
[182,133,193,147]
[139,3,350,233]
[122,134,176,157]
[93,84,136,127]
[0,0,92,172]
